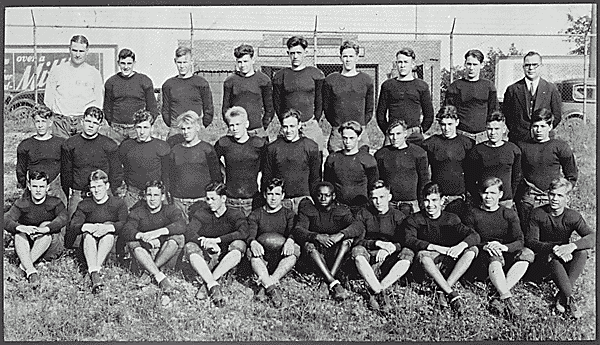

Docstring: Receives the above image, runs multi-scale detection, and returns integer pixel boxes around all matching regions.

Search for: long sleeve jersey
[16,136,65,189]
[272,66,325,122]
[161,75,214,128]
[185,206,249,246]
[445,78,499,133]
[222,71,275,130]
[375,144,430,202]
[324,150,379,206]
[103,72,158,125]
[404,211,480,252]
[118,138,171,192]
[4,196,68,235]
[262,137,322,198]
[421,134,474,196]
[322,72,374,127]
[168,141,223,199]
[121,204,186,242]
[246,206,296,244]
[517,138,578,191]
[376,78,434,133]
[214,135,267,199]
[44,61,104,116]
[292,199,365,244]
[354,206,407,252]
[526,205,595,255]
[464,206,524,252]
[61,134,123,194]
[68,196,128,236]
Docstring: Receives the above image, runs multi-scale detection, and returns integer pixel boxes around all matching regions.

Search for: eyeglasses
[523,63,540,69]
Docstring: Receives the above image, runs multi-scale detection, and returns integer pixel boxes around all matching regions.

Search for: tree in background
[561,13,592,55]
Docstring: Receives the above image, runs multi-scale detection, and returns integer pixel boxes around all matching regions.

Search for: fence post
[31,10,38,104]
[190,13,194,72]
[313,15,318,66]
[449,18,456,84]
[583,33,588,123]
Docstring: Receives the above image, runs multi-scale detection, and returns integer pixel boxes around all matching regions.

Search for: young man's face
[145,186,164,211]
[33,115,53,136]
[82,115,101,137]
[175,53,193,77]
[236,54,255,76]
[281,117,300,142]
[316,186,335,209]
[464,56,482,80]
[396,53,414,78]
[486,120,506,144]
[370,187,392,214]
[341,128,359,152]
[389,125,408,148]
[523,55,542,81]
[531,120,551,142]
[548,186,570,212]
[423,192,443,219]
[69,42,88,66]
[119,57,136,77]
[180,121,200,143]
[90,180,110,202]
[287,45,306,68]
[28,178,49,203]
[264,186,285,210]
[206,191,226,213]
[439,118,459,139]
[340,48,358,72]
[135,120,153,142]
[227,115,249,140]
[480,184,503,210]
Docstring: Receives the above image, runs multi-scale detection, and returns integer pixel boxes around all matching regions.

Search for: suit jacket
[502,77,562,143]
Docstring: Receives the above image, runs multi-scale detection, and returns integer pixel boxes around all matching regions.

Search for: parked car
[555,78,596,122]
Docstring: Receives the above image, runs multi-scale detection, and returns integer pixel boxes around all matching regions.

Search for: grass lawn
[3,109,596,341]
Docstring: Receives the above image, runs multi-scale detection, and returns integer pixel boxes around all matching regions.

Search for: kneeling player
[464,177,533,319]
[353,180,414,312]
[525,178,595,319]
[4,170,68,286]
[293,181,365,300]
[69,170,128,293]
[122,180,186,295]
[247,178,300,308]
[184,182,249,307]
[404,182,480,315]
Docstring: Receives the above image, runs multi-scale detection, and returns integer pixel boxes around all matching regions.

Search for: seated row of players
[6,166,593,321]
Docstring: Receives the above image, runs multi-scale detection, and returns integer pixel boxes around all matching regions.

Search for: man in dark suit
[502,51,562,143]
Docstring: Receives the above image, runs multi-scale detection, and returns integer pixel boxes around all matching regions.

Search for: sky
[4,4,594,85]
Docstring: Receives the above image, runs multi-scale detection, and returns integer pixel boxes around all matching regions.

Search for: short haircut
[464,49,484,63]
[523,51,542,63]
[340,40,359,55]
[421,182,442,199]
[28,170,49,183]
[234,44,254,59]
[338,120,363,136]
[479,176,503,193]
[175,46,192,58]
[84,106,104,122]
[486,111,506,124]
[224,106,248,124]
[145,180,165,194]
[548,177,573,194]
[387,118,408,134]
[176,110,200,128]
[118,48,135,61]
[89,169,109,184]
[436,105,459,121]
[70,35,89,48]
[133,109,153,125]
[265,178,285,192]
[286,36,308,50]
[205,181,227,196]
[530,108,554,126]
[281,108,302,123]
[396,47,416,60]
[370,180,390,193]
[30,104,53,119]
[313,181,334,196]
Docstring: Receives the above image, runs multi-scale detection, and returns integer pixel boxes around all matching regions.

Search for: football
[257,232,286,252]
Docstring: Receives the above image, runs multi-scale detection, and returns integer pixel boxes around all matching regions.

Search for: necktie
[530,83,535,97]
